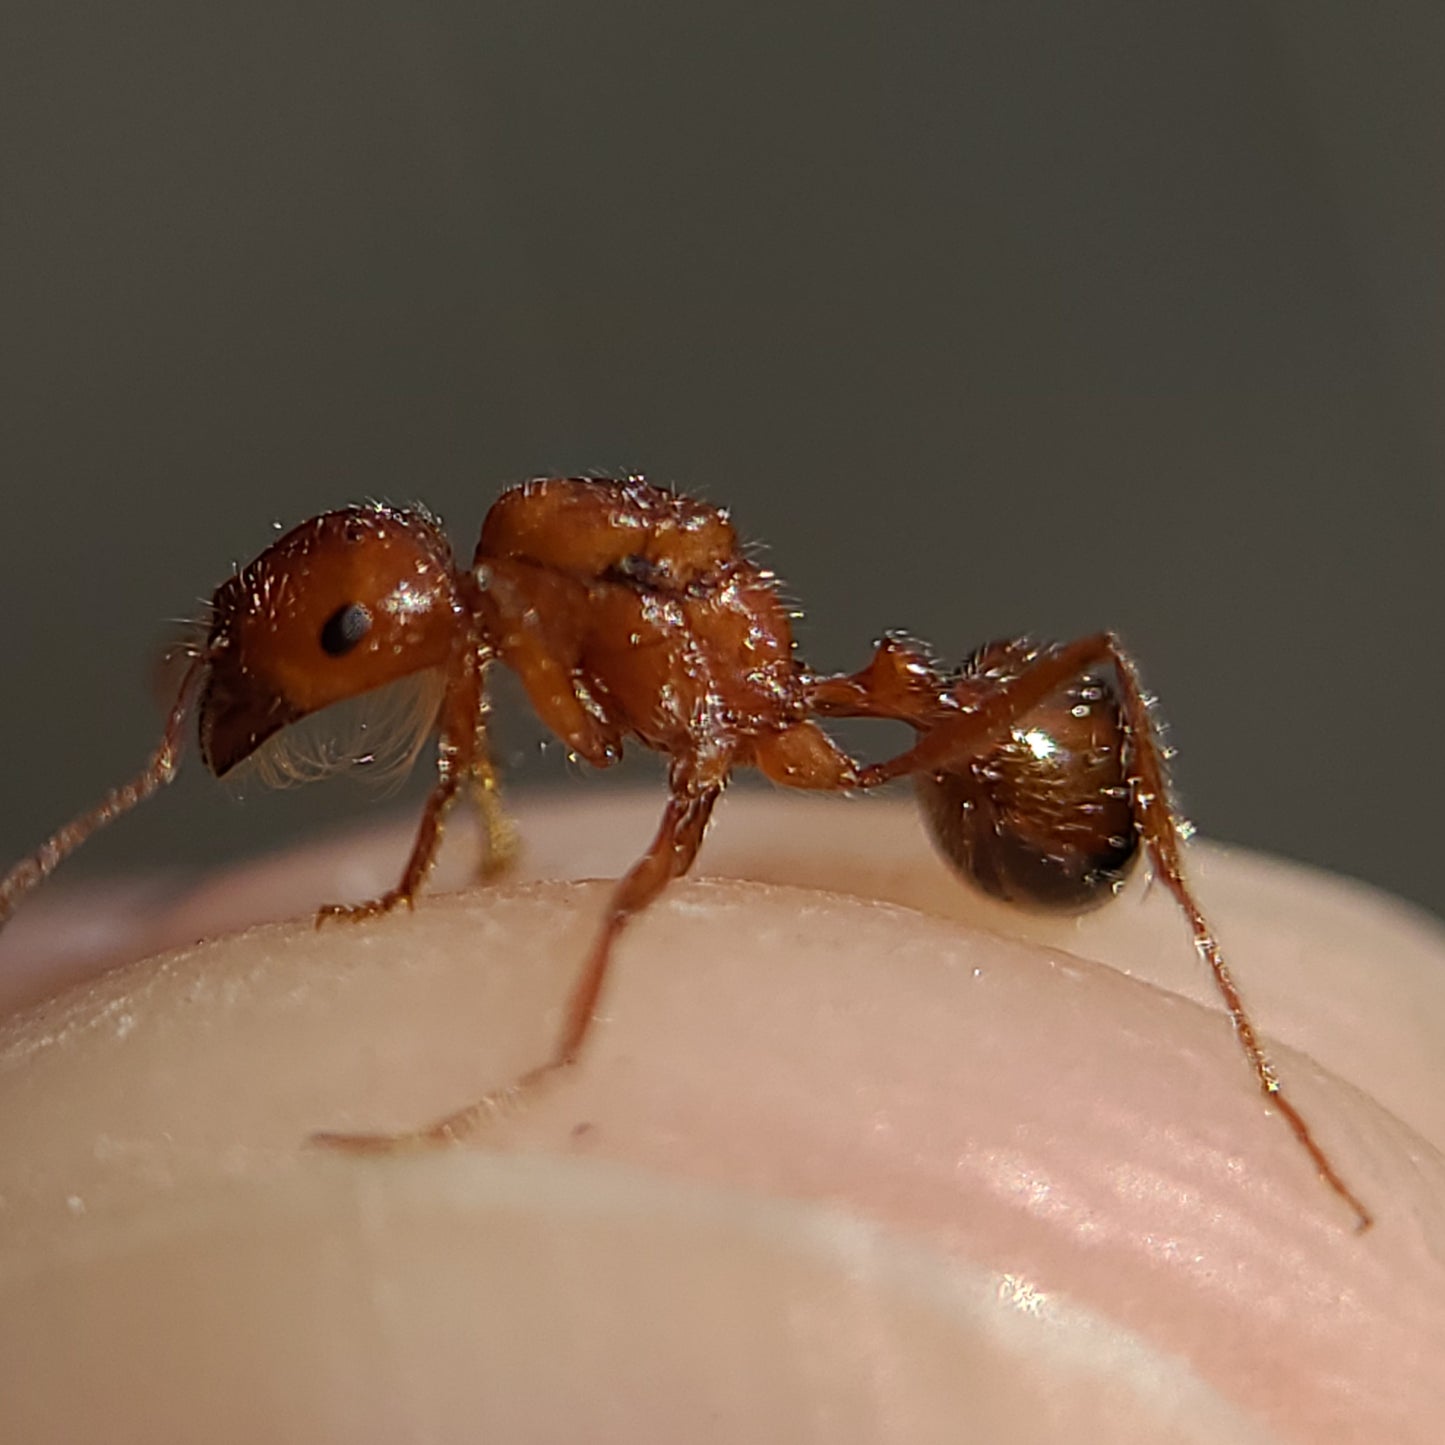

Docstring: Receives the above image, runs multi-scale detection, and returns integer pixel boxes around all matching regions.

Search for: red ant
[0,475,1371,1229]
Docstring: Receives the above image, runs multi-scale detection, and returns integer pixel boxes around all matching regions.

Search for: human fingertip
[0,1153,1282,1444]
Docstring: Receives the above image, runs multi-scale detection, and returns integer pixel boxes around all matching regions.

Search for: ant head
[199,507,461,776]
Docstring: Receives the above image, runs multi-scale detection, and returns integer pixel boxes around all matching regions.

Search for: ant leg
[1102,639,1374,1231]
[490,618,623,769]
[0,659,203,930]
[315,771,467,925]
[850,634,1122,787]
[838,631,1372,1228]
[313,763,726,1152]
[469,703,519,883]
[761,634,1109,793]
[546,771,724,1069]
[469,761,519,882]
[317,652,482,925]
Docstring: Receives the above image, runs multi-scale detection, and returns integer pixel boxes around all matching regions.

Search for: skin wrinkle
[0,792,1442,1444]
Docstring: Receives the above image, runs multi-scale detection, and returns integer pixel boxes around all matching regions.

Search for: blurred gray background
[1,3,1440,916]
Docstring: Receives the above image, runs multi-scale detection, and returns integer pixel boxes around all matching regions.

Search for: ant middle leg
[313,759,726,1152]
[1099,637,1372,1228]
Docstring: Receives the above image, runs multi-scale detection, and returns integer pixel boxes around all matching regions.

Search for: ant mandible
[0,475,1371,1229]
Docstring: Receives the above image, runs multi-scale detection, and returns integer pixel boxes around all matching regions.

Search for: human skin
[0,792,1442,1444]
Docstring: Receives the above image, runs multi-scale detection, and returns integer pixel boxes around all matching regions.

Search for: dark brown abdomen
[917,672,1139,910]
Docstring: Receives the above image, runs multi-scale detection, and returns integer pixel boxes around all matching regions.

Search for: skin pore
[0,792,1443,1444]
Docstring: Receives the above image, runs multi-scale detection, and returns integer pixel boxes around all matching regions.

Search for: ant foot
[309,1125,447,1155]
[307,1063,570,1154]
[314,890,414,928]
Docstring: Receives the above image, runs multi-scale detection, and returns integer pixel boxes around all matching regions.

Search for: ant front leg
[314,755,728,1153]
[313,771,464,925]
[317,651,484,926]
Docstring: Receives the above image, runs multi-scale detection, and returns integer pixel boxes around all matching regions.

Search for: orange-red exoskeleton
[0,475,1371,1228]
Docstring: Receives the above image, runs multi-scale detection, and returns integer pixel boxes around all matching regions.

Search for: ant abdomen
[917,644,1139,911]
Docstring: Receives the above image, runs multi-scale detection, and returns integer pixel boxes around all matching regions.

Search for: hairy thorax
[472,478,804,763]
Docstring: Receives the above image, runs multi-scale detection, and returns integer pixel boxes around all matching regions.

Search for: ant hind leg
[1104,640,1374,1230]
[843,630,1373,1228]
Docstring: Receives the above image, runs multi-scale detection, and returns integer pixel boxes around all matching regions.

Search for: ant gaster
[0,475,1371,1229]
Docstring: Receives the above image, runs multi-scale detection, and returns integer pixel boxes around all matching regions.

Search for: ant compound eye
[319,602,373,657]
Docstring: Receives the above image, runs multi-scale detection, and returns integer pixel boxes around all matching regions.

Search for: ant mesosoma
[0,475,1371,1229]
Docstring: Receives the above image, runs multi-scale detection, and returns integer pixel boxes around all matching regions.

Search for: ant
[0,475,1372,1229]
